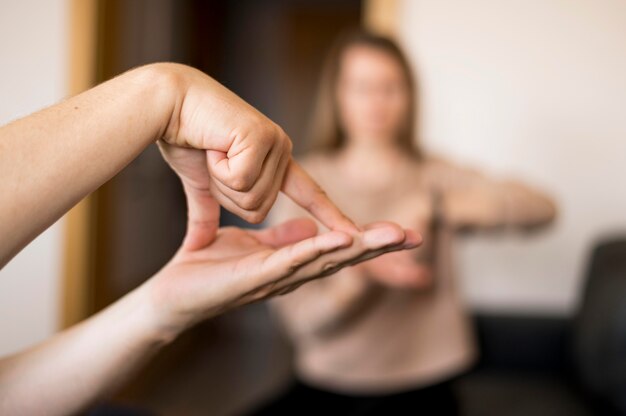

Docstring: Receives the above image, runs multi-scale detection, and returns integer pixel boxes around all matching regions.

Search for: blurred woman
[258,31,557,415]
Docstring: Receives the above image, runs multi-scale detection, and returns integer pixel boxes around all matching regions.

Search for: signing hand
[144,218,421,336]
[358,216,434,290]
[358,250,433,290]
[156,64,357,250]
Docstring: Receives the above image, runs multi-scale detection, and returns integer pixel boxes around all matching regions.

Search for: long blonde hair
[306,29,422,159]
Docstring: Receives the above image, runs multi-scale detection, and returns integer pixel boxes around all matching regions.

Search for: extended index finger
[281,159,360,234]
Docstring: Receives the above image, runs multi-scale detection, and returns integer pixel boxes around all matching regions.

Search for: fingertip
[403,229,423,248]
[322,231,353,250]
[362,223,405,248]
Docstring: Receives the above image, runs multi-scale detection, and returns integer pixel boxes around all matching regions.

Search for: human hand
[142,219,421,338]
[356,217,433,290]
[444,188,504,231]
[154,63,356,249]
[358,249,433,290]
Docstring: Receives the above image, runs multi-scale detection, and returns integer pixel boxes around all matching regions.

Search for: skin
[0,63,420,415]
[336,46,432,289]
[333,45,556,290]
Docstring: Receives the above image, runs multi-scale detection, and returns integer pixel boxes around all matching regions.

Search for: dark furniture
[458,237,626,416]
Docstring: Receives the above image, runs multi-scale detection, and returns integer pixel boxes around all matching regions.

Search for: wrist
[125,282,183,347]
[129,63,186,142]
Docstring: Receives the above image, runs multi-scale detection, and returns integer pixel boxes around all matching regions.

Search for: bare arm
[0,218,418,415]
[0,63,421,415]
[0,63,356,268]
[0,65,174,266]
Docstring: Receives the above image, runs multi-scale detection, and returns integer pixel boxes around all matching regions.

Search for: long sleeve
[425,159,558,232]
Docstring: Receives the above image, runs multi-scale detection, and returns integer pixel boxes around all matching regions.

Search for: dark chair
[458,235,626,416]
[573,237,626,414]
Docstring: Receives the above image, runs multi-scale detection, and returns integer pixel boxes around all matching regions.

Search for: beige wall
[397,0,626,315]
[0,0,68,355]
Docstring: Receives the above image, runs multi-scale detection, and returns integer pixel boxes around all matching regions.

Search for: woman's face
[336,45,410,146]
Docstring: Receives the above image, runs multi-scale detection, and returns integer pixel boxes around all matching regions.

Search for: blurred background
[1,0,626,415]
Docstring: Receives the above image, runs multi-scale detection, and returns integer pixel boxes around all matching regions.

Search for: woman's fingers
[281,160,360,234]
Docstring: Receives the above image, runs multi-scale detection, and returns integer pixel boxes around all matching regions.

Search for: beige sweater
[269,153,555,394]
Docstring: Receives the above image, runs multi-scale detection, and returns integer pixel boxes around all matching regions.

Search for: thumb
[181,183,221,250]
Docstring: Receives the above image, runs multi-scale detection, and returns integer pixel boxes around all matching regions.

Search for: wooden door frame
[363,0,399,36]
[60,0,100,328]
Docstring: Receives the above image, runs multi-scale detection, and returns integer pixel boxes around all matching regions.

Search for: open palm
[147,218,420,334]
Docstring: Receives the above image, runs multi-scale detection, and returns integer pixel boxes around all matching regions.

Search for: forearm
[0,63,178,267]
[500,181,557,227]
[0,285,172,416]
[444,181,557,231]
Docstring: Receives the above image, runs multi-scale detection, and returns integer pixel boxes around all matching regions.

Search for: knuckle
[276,125,288,140]
[247,114,269,130]
[321,261,340,274]
[254,281,278,300]
[245,210,266,224]
[228,175,255,192]
[283,137,293,154]
[239,191,264,210]
[256,122,277,143]
[276,284,299,296]
[257,130,273,148]
[285,257,305,276]
[307,186,328,210]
